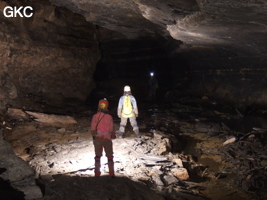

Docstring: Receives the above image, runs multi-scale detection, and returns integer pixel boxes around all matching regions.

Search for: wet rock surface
[1,97,266,199]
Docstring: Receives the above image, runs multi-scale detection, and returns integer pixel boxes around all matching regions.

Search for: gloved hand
[111,132,116,139]
[91,130,97,137]
[117,108,122,118]
[134,108,138,118]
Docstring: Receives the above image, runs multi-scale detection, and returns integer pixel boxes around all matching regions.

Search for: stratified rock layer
[0,0,100,109]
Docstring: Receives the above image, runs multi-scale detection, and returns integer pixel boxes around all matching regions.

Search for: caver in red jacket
[90,99,116,177]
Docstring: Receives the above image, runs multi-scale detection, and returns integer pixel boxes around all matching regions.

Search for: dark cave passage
[90,37,176,105]
[90,35,267,117]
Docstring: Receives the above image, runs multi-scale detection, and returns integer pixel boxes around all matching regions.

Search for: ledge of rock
[25,111,77,128]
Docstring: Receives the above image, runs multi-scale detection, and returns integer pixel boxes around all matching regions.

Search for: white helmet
[124,85,131,92]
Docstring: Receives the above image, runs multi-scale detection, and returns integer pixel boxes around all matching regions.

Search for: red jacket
[91,112,115,137]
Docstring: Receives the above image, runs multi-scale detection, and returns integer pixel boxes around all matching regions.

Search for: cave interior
[0,0,267,200]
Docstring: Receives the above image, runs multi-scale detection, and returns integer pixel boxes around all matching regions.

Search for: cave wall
[0,0,100,110]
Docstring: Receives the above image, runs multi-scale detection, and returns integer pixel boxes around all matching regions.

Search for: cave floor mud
[2,98,267,200]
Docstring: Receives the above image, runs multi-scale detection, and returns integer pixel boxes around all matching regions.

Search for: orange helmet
[98,98,108,109]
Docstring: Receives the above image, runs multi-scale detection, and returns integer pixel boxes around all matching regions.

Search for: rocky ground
[1,97,267,200]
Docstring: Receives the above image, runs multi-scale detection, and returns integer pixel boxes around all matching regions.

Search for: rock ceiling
[49,0,267,56]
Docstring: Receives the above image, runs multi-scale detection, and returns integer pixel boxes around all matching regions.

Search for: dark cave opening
[87,37,204,123]
[91,37,178,102]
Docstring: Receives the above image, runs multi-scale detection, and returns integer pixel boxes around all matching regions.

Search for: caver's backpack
[122,95,132,115]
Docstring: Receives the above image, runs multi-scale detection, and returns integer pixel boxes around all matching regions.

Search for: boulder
[0,130,42,199]
[171,168,189,180]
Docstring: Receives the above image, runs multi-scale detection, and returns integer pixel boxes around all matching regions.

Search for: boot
[95,170,101,177]
[94,156,101,177]
[133,126,140,138]
[134,130,140,138]
[118,132,124,139]
[107,156,115,177]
